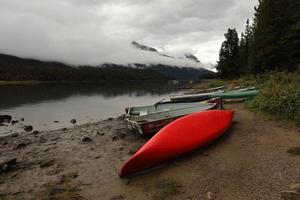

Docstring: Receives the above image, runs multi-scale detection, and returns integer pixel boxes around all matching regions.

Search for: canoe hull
[212,90,259,99]
[169,90,225,102]
[120,110,234,177]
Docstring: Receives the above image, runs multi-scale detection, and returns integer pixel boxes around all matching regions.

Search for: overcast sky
[0,0,257,69]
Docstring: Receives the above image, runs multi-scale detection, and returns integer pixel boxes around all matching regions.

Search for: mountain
[0,53,215,81]
[132,41,201,63]
[0,53,168,81]
[185,53,201,63]
[131,41,215,80]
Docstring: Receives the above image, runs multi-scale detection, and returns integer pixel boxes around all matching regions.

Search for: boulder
[0,115,12,123]
[0,158,17,173]
[23,125,33,132]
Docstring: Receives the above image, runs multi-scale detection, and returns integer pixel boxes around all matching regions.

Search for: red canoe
[120,110,234,177]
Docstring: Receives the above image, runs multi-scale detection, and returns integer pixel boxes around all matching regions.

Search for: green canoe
[211,90,259,99]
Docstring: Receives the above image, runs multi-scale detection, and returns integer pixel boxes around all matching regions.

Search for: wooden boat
[120,110,235,177]
[211,90,259,99]
[126,102,217,135]
[169,90,224,102]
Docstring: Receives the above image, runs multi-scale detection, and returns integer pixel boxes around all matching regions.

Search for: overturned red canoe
[120,110,234,177]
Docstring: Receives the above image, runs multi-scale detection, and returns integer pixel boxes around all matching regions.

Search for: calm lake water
[0,82,185,136]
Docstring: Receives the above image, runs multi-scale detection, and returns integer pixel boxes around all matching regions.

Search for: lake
[0,82,185,136]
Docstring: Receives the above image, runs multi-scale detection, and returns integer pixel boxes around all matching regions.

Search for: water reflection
[0,82,184,135]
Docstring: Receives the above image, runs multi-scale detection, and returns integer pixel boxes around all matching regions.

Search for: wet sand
[0,103,299,200]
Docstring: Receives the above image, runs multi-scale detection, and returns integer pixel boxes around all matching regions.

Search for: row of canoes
[125,87,258,136]
[119,86,258,176]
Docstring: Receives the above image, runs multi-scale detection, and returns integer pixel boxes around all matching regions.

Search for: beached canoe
[193,85,226,93]
[211,90,259,99]
[126,101,211,117]
[229,86,256,93]
[120,110,234,177]
[126,102,217,135]
[169,90,224,102]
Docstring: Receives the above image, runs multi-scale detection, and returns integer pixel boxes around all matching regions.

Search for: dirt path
[0,103,299,200]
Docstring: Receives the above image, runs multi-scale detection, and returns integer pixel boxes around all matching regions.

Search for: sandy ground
[0,103,299,200]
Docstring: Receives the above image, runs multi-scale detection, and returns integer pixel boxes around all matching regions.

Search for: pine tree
[216,28,240,79]
[238,19,253,74]
[248,0,300,73]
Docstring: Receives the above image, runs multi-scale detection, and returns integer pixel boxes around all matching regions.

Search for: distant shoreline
[0,80,172,86]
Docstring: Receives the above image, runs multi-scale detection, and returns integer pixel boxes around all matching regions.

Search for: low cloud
[0,0,257,69]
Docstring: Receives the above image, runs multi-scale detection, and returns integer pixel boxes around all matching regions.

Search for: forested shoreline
[216,0,300,124]
[217,0,299,78]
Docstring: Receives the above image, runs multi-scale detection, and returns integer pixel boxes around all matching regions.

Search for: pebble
[0,158,17,173]
[206,191,214,200]
[82,137,92,142]
[290,183,300,193]
[13,143,27,150]
[110,195,124,200]
[281,191,300,200]
[23,125,33,132]
[40,159,56,168]
[70,119,77,124]
[10,133,19,138]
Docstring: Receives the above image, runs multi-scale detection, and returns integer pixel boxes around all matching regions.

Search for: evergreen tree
[238,19,253,74]
[248,0,300,73]
[216,28,240,79]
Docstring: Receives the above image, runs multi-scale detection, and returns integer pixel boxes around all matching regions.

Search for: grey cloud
[0,0,258,68]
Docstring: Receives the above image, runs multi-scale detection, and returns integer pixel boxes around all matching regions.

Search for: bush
[248,71,300,124]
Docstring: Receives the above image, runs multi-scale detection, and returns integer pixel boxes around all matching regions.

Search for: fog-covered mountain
[131,41,201,63]
[0,53,215,81]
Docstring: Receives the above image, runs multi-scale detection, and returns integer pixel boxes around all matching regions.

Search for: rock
[32,130,39,135]
[108,117,114,121]
[287,147,300,155]
[112,136,117,141]
[0,158,17,173]
[23,125,33,132]
[99,132,105,136]
[110,195,124,200]
[62,128,67,131]
[13,143,27,150]
[20,118,24,121]
[281,191,300,200]
[70,119,76,124]
[40,159,56,168]
[290,183,300,193]
[117,114,126,120]
[53,121,59,123]
[39,137,47,143]
[82,137,92,142]
[94,155,101,159]
[129,144,143,155]
[206,191,214,200]
[0,115,12,123]
[202,151,209,156]
[10,133,19,137]
[11,120,20,125]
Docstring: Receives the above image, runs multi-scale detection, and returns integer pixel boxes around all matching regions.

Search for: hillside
[0,53,215,82]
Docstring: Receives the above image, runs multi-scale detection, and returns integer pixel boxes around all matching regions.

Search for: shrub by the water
[248,71,300,124]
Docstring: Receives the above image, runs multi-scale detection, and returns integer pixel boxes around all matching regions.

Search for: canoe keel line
[120,110,235,177]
